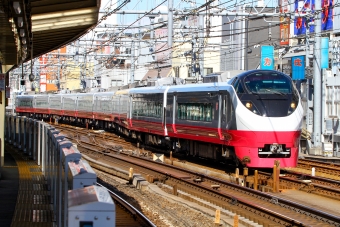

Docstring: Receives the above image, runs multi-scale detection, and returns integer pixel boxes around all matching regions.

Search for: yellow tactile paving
[7,147,54,227]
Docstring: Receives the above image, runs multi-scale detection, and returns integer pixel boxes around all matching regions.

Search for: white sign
[40,74,46,83]
[25,80,31,91]
[40,83,46,92]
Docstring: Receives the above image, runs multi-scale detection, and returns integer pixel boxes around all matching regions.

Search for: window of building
[204,68,213,75]
[125,48,131,54]
[111,80,123,87]
[187,67,193,77]
[174,67,180,78]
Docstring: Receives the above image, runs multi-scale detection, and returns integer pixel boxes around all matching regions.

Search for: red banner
[280,17,290,46]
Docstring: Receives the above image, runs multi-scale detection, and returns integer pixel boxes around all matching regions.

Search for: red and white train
[16,70,303,168]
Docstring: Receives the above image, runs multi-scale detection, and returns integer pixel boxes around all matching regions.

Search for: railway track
[96,182,156,227]
[55,124,340,226]
[84,149,340,226]
[295,159,340,179]
[257,171,340,202]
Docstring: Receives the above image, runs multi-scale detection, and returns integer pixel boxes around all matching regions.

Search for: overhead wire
[35,0,340,81]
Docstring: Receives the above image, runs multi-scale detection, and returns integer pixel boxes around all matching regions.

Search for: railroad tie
[211,185,220,190]
[193,178,202,183]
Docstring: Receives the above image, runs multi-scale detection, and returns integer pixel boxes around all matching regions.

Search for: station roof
[0,0,100,71]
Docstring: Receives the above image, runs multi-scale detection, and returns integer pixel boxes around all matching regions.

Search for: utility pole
[167,0,173,48]
[149,16,156,63]
[312,0,322,150]
[167,0,173,78]
[130,41,135,84]
[191,38,196,77]
[199,14,204,80]
[138,15,142,57]
[57,50,60,90]
[305,10,314,153]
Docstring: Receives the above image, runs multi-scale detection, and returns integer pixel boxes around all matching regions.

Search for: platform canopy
[0,0,100,72]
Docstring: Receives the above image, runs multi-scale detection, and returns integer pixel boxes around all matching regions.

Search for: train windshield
[243,72,292,94]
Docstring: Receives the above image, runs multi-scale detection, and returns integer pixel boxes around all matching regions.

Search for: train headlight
[241,100,261,116]
[290,102,296,109]
[245,102,252,109]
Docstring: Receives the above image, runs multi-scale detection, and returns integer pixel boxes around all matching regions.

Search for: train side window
[233,79,245,94]
[132,100,162,118]
[178,103,212,121]
[227,77,236,85]
[224,95,231,116]
[223,98,226,115]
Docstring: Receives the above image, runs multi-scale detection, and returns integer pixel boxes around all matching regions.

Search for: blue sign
[292,56,305,80]
[261,46,274,70]
[321,37,329,69]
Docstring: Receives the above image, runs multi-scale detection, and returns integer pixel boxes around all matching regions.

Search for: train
[15,69,303,168]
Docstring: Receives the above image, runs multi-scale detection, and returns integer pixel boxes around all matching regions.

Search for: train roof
[16,95,35,99]
[167,82,233,93]
[129,86,168,94]
[74,93,96,98]
[236,69,290,80]
[128,82,235,94]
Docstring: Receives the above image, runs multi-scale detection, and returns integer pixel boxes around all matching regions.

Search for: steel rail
[57,124,340,226]
[100,151,340,226]
[96,182,157,227]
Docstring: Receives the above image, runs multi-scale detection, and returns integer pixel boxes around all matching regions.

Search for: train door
[163,87,169,136]
[220,91,232,134]
[165,93,176,134]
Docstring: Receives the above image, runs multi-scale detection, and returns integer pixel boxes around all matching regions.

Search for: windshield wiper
[265,89,286,96]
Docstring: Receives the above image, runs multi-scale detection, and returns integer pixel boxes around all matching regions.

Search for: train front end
[231,70,303,168]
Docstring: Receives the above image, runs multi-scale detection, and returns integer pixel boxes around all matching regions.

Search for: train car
[165,83,234,160]
[113,89,130,131]
[62,94,77,118]
[16,95,35,116]
[76,93,95,119]
[129,86,168,136]
[34,95,50,118]
[125,70,303,168]
[227,70,303,167]
[49,94,63,116]
[92,90,130,131]
[93,92,115,122]
[14,70,302,168]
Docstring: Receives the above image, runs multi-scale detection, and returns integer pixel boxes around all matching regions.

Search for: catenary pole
[199,14,204,80]
[167,0,173,48]
[130,41,135,84]
[313,0,322,148]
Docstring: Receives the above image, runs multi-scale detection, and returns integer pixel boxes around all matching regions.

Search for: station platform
[0,144,54,227]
